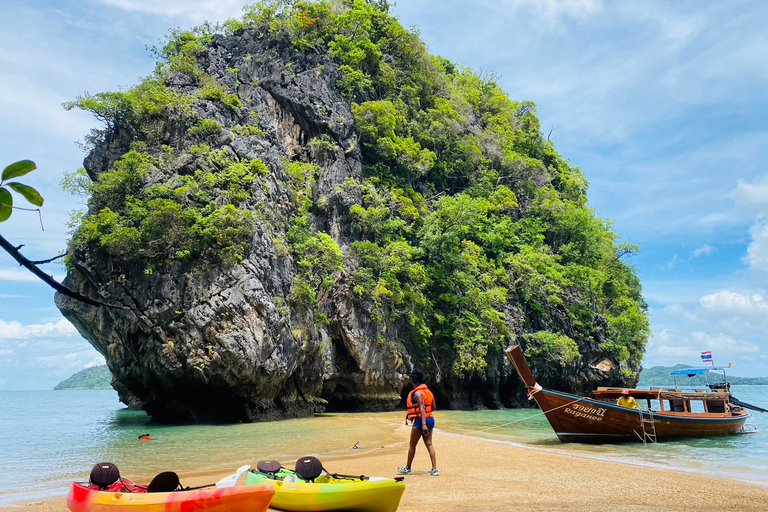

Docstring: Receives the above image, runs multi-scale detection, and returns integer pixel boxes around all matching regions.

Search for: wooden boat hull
[67,481,275,512]
[531,387,749,443]
[244,471,405,512]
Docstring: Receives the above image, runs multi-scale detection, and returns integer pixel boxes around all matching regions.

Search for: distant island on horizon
[638,364,768,387]
[54,365,112,390]
[54,363,768,390]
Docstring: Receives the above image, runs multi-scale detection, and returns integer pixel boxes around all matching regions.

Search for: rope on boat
[472,396,584,433]
[473,392,657,445]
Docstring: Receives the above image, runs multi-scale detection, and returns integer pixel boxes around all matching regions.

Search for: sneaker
[427,469,440,476]
[396,467,412,475]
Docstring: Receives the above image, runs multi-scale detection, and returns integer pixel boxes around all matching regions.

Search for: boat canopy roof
[669,367,728,375]
[593,387,730,400]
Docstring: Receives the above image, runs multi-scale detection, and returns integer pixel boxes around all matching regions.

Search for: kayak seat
[257,460,283,478]
[90,462,121,490]
[147,471,181,492]
[295,456,324,482]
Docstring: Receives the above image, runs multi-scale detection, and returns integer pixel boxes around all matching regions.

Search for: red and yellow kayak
[67,481,274,512]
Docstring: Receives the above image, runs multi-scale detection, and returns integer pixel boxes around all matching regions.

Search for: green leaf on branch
[0,187,12,221]
[2,160,36,181]
[7,182,44,207]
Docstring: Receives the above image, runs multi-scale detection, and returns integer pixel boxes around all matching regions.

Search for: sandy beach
[3,424,768,512]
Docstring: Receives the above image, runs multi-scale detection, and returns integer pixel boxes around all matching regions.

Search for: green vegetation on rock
[202,0,648,375]
[61,0,650,406]
[54,365,112,390]
[67,144,258,273]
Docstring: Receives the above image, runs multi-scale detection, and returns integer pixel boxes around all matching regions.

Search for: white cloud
[691,245,715,258]
[646,324,762,372]
[85,356,107,369]
[0,75,94,144]
[491,0,604,27]
[0,267,66,283]
[662,254,681,271]
[0,318,78,340]
[730,173,768,214]
[648,339,693,361]
[0,322,100,389]
[645,286,768,376]
[0,268,42,283]
[699,290,768,316]
[699,290,768,335]
[689,330,760,355]
[94,0,244,22]
[745,221,768,283]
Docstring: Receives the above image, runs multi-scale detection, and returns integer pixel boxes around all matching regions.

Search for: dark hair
[411,368,425,385]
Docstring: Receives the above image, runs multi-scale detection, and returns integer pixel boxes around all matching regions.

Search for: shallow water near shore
[0,390,408,506]
[1,387,766,505]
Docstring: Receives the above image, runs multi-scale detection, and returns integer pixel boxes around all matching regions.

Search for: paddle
[215,465,251,488]
[732,397,768,414]
[326,472,368,481]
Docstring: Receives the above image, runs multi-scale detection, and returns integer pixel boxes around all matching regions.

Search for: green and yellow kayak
[244,462,404,512]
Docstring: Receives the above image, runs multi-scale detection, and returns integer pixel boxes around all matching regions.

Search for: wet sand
[4,425,768,512]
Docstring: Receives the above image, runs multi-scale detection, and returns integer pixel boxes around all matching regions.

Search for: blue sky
[2,0,767,390]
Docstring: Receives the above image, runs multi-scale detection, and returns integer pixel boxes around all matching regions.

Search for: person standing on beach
[397,368,439,476]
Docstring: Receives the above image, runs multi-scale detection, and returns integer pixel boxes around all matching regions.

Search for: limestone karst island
[55,0,648,424]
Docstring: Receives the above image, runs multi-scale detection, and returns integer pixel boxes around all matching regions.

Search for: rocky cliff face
[56,4,646,423]
[58,29,406,422]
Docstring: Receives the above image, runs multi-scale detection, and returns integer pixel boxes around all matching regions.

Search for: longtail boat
[505,345,757,443]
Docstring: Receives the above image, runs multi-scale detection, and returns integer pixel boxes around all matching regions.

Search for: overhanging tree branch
[30,253,67,265]
[0,233,130,310]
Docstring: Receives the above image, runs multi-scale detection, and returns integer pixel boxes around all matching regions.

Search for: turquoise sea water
[1,387,766,506]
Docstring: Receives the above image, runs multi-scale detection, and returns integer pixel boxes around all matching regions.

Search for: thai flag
[701,351,713,363]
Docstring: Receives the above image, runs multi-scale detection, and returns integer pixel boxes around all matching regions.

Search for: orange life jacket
[406,384,434,421]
